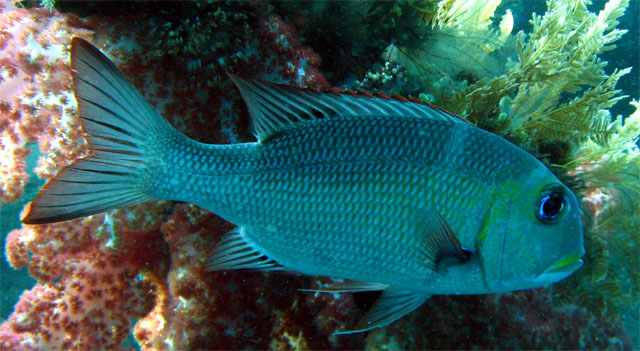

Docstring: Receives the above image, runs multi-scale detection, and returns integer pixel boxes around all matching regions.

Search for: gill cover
[480,166,584,292]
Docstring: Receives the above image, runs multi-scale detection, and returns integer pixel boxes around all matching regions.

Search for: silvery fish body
[24,39,585,334]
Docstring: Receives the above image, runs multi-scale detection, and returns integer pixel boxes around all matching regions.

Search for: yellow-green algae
[386,0,638,320]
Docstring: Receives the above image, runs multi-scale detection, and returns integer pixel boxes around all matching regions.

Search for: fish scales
[23,39,584,334]
[144,115,528,288]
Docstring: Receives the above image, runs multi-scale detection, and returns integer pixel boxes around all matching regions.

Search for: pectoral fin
[335,287,431,335]
[415,207,471,272]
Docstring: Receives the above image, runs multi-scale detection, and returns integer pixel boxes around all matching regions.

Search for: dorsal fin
[229,75,469,141]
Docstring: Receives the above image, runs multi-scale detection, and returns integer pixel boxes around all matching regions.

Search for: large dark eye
[536,187,569,223]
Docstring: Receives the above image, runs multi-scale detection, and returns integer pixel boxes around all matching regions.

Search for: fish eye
[536,186,569,224]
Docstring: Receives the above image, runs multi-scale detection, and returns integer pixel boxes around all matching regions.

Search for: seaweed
[386,0,630,149]
[554,100,640,316]
[461,0,630,149]
[384,0,516,108]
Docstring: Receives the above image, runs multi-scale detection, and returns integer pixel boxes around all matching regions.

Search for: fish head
[479,165,584,292]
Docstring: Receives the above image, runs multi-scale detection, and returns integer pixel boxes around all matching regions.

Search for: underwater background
[0,0,638,349]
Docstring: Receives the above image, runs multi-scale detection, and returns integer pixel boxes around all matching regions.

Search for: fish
[23,38,585,334]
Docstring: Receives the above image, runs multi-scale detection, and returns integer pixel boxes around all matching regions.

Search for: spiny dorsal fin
[229,75,468,141]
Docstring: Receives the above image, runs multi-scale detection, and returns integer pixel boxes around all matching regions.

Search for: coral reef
[150,9,329,144]
[274,1,428,83]
[134,203,360,351]
[1,202,170,350]
[145,1,256,87]
[0,0,638,350]
[352,61,407,92]
[0,1,329,205]
[0,2,342,350]
[365,289,631,349]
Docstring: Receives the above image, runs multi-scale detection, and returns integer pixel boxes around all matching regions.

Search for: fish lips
[535,256,584,284]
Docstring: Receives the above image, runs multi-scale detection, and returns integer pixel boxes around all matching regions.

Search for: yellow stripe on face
[475,182,519,246]
[546,253,582,273]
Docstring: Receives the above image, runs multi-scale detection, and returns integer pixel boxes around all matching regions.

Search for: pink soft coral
[1,4,347,350]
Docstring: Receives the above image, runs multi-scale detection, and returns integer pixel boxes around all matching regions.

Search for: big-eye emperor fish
[23,38,585,334]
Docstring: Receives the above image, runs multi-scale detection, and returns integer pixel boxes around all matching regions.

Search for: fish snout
[534,247,585,285]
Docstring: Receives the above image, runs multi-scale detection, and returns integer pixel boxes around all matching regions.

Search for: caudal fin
[22,38,174,224]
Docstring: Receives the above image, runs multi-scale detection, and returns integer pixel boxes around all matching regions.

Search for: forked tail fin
[22,38,175,224]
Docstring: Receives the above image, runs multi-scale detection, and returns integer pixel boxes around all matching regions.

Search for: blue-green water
[0,144,39,320]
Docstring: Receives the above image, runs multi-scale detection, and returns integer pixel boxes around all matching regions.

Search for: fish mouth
[545,254,584,274]
[535,254,584,284]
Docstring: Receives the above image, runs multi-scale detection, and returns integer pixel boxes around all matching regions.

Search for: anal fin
[335,287,431,335]
[206,227,285,272]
